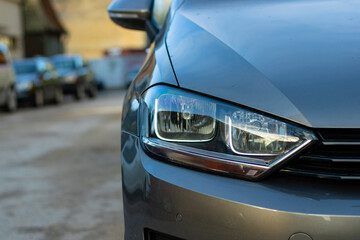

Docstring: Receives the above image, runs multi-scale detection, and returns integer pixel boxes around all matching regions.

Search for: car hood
[56,69,77,77]
[15,73,38,83]
[166,0,360,128]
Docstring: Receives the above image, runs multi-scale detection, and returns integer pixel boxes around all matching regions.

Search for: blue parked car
[51,55,97,100]
[13,57,63,107]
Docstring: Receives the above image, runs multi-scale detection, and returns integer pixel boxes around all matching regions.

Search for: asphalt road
[0,90,126,240]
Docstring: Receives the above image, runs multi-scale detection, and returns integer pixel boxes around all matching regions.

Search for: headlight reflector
[154,94,216,142]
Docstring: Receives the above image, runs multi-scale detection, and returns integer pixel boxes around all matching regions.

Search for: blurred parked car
[51,55,97,100]
[13,57,63,107]
[0,43,17,112]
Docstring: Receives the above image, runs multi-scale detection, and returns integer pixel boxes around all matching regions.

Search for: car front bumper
[121,131,360,240]
[16,89,34,101]
[62,83,77,94]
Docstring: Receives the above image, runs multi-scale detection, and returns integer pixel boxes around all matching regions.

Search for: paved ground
[0,90,126,240]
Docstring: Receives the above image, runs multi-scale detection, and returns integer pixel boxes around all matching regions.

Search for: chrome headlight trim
[143,137,313,180]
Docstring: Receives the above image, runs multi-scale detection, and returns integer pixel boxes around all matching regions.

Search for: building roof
[40,0,66,33]
[25,0,66,34]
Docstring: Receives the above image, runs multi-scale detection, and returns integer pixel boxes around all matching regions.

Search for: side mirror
[108,0,153,31]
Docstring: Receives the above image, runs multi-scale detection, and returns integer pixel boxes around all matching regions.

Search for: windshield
[13,63,37,74]
[53,59,75,70]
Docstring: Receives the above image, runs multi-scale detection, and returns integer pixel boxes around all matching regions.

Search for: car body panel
[121,37,178,135]
[122,131,360,240]
[166,0,360,128]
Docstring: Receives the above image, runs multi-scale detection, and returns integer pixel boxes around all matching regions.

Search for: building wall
[0,0,23,59]
[54,0,147,59]
[23,0,66,57]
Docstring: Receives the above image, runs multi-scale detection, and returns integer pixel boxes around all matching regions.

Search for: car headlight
[16,81,34,91]
[64,75,77,83]
[140,85,317,180]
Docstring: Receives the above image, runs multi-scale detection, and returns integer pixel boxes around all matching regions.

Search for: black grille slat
[309,145,360,157]
[284,129,360,180]
[318,128,360,140]
[289,157,360,174]
[301,155,360,163]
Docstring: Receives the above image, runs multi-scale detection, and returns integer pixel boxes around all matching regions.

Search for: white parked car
[0,43,16,112]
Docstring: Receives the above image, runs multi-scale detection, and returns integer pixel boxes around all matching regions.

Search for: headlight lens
[227,111,312,156]
[141,86,317,180]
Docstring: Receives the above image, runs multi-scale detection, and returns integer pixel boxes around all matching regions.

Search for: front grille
[283,129,360,180]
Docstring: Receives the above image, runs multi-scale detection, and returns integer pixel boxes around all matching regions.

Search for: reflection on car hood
[166,0,360,128]
[15,73,38,83]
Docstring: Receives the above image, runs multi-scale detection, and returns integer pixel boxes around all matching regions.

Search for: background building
[0,0,24,59]
[53,0,147,59]
[24,0,67,57]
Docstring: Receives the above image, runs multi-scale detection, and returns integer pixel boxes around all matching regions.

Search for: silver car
[111,0,360,239]
[0,43,16,112]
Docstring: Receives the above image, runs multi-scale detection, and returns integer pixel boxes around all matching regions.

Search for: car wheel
[87,83,98,99]
[4,88,17,112]
[33,88,44,107]
[75,83,85,101]
[53,87,64,104]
